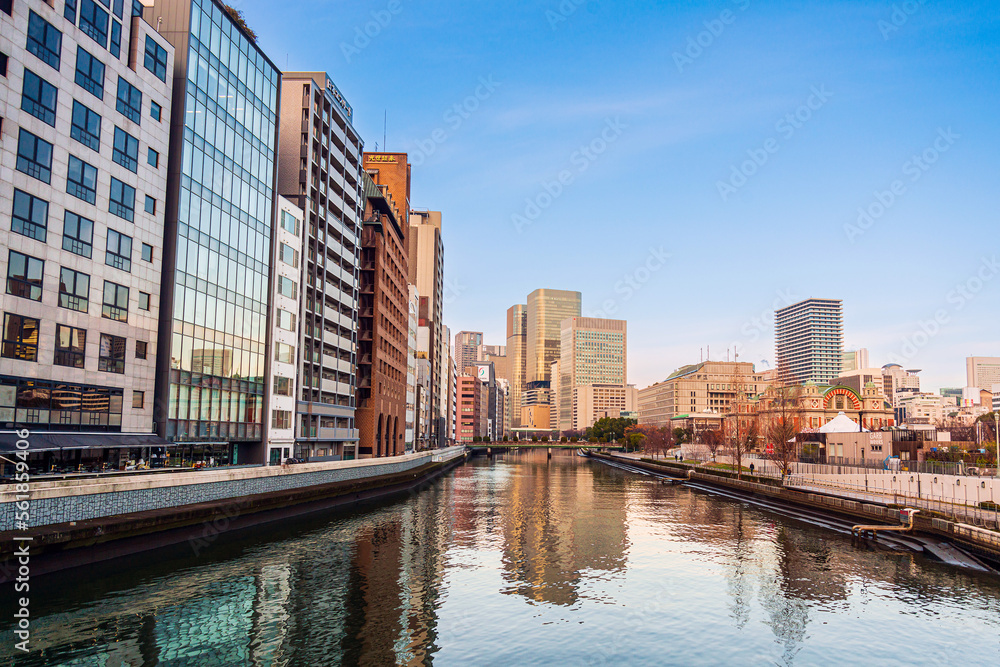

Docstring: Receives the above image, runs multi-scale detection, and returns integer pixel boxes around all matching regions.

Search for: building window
[277,309,295,332]
[279,243,299,268]
[27,11,62,71]
[109,177,135,221]
[16,128,54,184]
[150,100,161,121]
[79,0,110,48]
[272,410,291,430]
[70,100,102,151]
[132,390,144,409]
[54,324,86,369]
[105,229,132,272]
[280,210,299,235]
[144,195,156,214]
[6,251,44,301]
[58,267,90,312]
[2,314,40,362]
[115,77,141,124]
[62,211,94,257]
[141,243,153,262]
[135,339,147,359]
[112,126,138,171]
[274,342,294,363]
[109,18,121,58]
[277,275,297,299]
[138,291,150,310]
[0,51,7,76]
[67,155,99,204]
[143,35,168,81]
[147,147,159,167]
[273,376,293,396]
[21,69,58,126]
[98,333,126,373]
[12,190,49,243]
[102,281,129,321]
[1,0,9,15]
[75,47,105,99]
[64,0,77,22]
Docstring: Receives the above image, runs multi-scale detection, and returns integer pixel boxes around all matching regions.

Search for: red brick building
[457,374,488,443]
[356,154,411,457]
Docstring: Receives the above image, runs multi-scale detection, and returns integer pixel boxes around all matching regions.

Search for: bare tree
[703,429,723,461]
[725,364,758,479]
[761,368,802,478]
[633,424,673,459]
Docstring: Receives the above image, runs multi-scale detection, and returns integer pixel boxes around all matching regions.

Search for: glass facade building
[150,0,280,463]
[525,289,581,384]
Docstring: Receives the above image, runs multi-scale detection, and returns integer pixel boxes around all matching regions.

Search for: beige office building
[573,385,638,431]
[557,317,627,431]
[506,304,527,428]
[967,356,1000,392]
[526,288,581,383]
[638,361,765,426]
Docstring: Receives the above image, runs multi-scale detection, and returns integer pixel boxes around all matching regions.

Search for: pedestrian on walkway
[749,463,755,475]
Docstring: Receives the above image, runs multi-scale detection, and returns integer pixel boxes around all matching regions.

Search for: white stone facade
[265,196,302,464]
[0,0,172,436]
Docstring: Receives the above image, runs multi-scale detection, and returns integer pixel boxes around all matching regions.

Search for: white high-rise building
[1,0,173,466]
[967,357,1000,392]
[775,298,843,384]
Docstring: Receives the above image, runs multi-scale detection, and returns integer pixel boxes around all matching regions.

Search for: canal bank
[0,447,467,580]
[585,451,1000,570]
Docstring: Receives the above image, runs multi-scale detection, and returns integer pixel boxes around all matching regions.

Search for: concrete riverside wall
[788,472,1000,507]
[0,448,466,531]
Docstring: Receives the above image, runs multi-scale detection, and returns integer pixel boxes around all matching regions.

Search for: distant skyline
[240,0,1000,392]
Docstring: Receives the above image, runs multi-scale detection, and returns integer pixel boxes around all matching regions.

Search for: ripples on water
[3,450,998,666]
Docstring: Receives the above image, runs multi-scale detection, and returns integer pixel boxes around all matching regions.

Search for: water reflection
[2,450,999,666]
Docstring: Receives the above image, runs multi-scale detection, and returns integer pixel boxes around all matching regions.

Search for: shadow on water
[2,448,998,666]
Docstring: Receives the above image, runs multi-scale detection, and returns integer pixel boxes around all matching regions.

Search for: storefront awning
[0,432,171,452]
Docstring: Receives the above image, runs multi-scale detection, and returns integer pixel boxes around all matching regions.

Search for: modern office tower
[276,71,363,460]
[264,196,303,464]
[774,298,843,384]
[468,361,505,440]
[506,304,526,428]
[549,359,560,431]
[408,209,444,446]
[520,380,552,431]
[146,0,279,464]
[557,317,628,431]
[526,288,581,383]
[967,357,1000,392]
[405,285,418,451]
[1,0,172,467]
[454,331,482,376]
[357,164,409,457]
[841,348,869,373]
[638,361,763,426]
[880,363,920,407]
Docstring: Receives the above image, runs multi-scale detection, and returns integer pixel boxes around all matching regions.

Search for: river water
[4,450,999,666]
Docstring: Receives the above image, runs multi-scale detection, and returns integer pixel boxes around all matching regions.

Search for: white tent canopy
[818,411,869,433]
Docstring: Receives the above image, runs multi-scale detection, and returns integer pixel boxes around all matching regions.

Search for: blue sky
[239,0,1000,391]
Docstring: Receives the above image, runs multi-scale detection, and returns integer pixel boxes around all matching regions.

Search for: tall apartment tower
[276,71,363,460]
[774,298,843,384]
[454,331,482,375]
[558,317,629,431]
[526,288,581,383]
[506,304,527,428]
[408,209,444,447]
[359,152,410,457]
[1,0,172,462]
[148,0,279,464]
